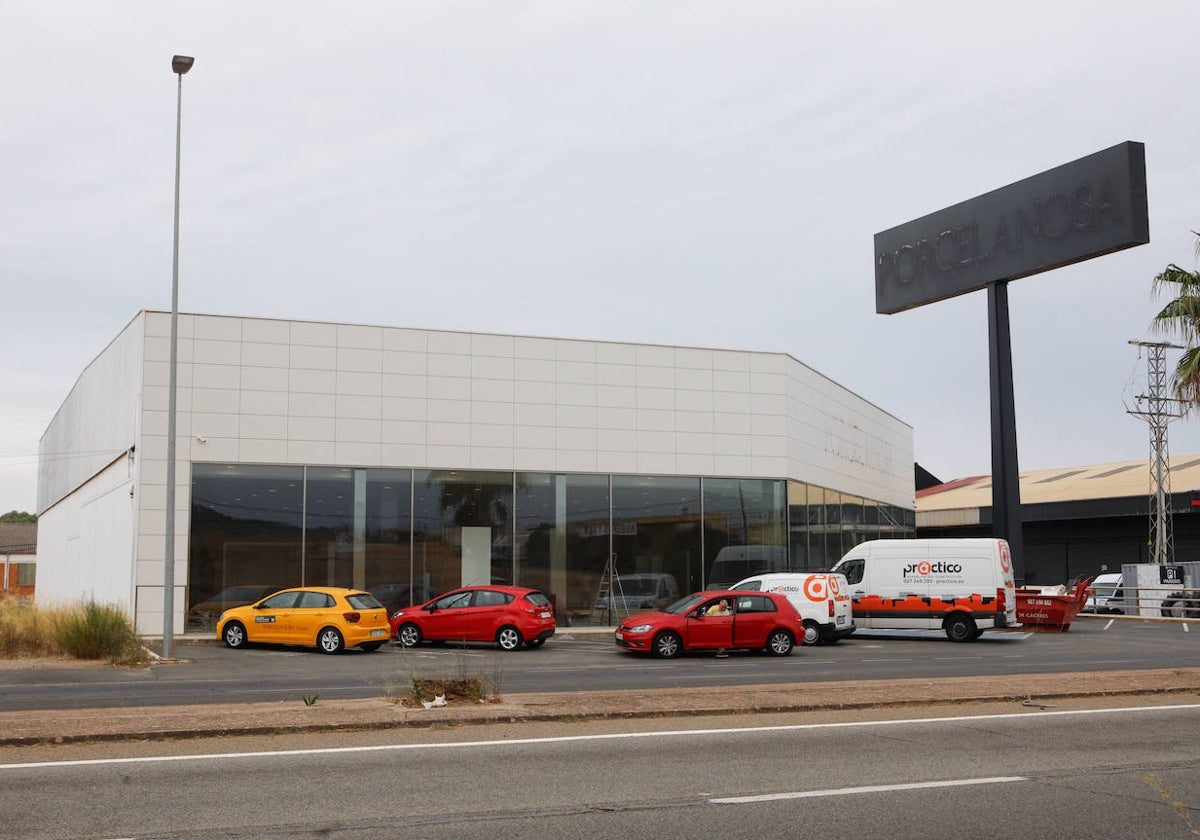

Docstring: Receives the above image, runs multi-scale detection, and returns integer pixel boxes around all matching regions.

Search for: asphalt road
[3,700,1199,839]
[1,616,1197,712]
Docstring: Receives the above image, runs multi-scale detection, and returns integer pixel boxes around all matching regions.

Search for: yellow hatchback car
[217,586,391,654]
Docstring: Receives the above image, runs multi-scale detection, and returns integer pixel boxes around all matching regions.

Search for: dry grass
[0,597,148,666]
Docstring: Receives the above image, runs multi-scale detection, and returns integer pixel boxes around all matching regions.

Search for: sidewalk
[4,666,1199,747]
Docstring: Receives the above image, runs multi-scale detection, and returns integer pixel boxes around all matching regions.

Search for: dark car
[614,590,802,658]
[390,585,556,651]
[188,585,281,630]
[368,582,437,615]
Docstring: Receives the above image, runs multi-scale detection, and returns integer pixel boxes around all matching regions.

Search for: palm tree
[1150,230,1200,410]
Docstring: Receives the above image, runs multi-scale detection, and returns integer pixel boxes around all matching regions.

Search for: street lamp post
[163,54,193,660]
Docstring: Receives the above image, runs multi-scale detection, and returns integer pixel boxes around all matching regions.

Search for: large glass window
[514,473,610,625]
[187,464,304,631]
[364,469,417,606]
[610,476,701,615]
[412,469,513,595]
[702,478,787,586]
[185,461,911,630]
[305,467,356,588]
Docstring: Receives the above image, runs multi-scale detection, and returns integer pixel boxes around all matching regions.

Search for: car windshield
[661,594,706,615]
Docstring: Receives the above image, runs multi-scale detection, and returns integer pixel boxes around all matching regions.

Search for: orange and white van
[730,572,854,645]
[829,538,1018,642]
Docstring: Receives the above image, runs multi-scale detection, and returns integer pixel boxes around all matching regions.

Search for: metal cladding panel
[875,141,1149,314]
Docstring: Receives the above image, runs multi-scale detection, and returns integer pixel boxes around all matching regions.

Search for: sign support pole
[987,280,1025,581]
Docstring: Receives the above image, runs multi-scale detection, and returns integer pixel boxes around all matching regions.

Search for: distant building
[0,521,37,599]
[916,454,1200,584]
[36,311,914,634]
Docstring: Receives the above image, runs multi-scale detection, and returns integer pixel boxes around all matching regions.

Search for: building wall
[41,311,913,633]
[34,455,137,614]
[37,314,143,618]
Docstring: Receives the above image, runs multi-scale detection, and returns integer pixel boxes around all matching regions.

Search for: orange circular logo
[803,576,827,600]
[827,575,841,596]
[999,541,1012,573]
[917,561,931,576]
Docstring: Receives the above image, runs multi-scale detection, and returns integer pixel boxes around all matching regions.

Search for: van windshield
[619,578,661,596]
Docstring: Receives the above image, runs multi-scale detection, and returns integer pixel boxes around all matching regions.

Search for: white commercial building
[37,311,914,635]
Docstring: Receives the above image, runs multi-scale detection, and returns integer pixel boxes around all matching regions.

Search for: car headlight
[391,610,406,620]
[627,623,653,633]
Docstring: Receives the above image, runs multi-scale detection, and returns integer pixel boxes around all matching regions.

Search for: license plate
[540,611,551,619]
[614,632,624,641]
[370,629,386,637]
[836,616,847,625]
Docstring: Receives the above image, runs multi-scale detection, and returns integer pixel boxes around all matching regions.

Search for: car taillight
[343,611,361,623]
[828,599,835,617]
[996,587,1006,610]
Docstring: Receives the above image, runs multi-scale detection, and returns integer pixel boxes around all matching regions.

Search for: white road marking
[3,703,1199,772]
[710,776,1027,803]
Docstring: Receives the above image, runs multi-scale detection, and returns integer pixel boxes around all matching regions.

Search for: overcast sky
[3,1,1199,515]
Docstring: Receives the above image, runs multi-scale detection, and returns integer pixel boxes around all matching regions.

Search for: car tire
[397,623,422,647]
[222,621,247,649]
[496,625,523,651]
[360,642,382,652]
[652,631,682,659]
[801,620,821,646]
[766,629,794,656]
[944,615,977,642]
[317,627,345,654]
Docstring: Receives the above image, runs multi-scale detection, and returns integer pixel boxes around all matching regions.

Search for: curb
[5,667,1199,747]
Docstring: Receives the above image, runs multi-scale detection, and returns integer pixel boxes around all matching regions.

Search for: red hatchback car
[390,585,556,651]
[615,590,803,658]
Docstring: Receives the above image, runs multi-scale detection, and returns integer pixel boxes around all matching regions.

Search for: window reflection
[514,473,609,625]
[186,463,913,630]
[186,464,303,632]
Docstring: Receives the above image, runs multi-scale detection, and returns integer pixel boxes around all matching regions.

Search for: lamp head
[172,55,194,75]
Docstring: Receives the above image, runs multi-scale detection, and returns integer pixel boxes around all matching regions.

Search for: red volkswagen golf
[614,590,803,658]
[390,585,556,651]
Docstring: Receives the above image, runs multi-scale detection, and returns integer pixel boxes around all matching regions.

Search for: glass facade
[187,463,912,630]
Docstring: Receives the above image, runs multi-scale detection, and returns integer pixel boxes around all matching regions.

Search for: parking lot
[3,615,1200,713]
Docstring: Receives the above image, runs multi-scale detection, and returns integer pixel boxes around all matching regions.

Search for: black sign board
[1161,565,1184,586]
[875,141,1149,314]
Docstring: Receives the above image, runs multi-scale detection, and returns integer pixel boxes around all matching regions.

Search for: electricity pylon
[1127,340,1185,564]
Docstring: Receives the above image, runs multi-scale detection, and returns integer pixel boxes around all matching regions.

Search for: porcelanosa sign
[874,141,1149,314]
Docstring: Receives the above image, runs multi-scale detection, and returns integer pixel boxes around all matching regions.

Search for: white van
[829,538,1019,642]
[731,572,854,645]
[1082,573,1124,614]
[595,573,681,612]
[707,545,788,589]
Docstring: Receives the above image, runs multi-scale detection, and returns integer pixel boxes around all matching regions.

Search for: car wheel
[317,627,345,654]
[397,623,422,647]
[801,620,821,646]
[525,637,546,649]
[652,631,682,659]
[496,625,523,651]
[222,621,247,649]
[360,642,382,652]
[1162,596,1184,618]
[944,615,977,642]
[766,629,794,656]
